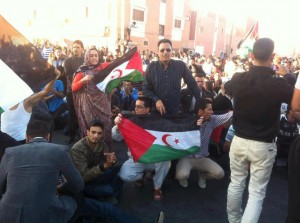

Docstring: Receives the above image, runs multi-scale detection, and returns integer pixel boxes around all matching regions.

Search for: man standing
[113,96,170,201]
[180,74,211,114]
[227,38,294,223]
[142,38,200,115]
[71,119,123,203]
[64,40,84,144]
[0,120,84,223]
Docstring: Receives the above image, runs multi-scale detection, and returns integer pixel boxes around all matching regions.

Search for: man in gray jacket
[0,120,84,223]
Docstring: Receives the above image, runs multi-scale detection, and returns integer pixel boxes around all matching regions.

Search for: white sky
[191,0,300,56]
[1,0,300,56]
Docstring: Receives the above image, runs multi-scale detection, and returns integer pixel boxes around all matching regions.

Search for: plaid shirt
[188,111,233,158]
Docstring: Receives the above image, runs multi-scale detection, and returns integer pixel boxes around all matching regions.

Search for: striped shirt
[189,111,233,158]
[143,59,200,115]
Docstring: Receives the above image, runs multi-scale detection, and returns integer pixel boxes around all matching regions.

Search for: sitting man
[0,120,84,223]
[113,96,170,201]
[176,98,233,189]
[71,119,123,204]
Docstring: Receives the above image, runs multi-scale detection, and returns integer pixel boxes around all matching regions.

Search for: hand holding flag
[118,114,201,163]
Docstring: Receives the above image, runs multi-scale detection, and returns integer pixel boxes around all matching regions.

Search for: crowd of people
[1,36,300,223]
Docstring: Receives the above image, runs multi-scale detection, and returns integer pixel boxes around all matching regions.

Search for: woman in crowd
[72,48,116,148]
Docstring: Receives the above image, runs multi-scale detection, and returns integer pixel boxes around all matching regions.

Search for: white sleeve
[295,75,300,90]
[111,125,124,141]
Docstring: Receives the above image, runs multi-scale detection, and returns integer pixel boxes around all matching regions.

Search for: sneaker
[198,177,206,189]
[179,179,188,188]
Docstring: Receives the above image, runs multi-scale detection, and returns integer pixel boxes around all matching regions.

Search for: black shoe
[65,136,75,145]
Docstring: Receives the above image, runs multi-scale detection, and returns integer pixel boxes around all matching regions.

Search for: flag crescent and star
[118,115,201,163]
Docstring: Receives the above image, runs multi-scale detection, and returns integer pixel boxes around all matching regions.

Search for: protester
[0,120,84,223]
[71,119,123,204]
[64,40,84,144]
[227,38,294,223]
[286,72,300,222]
[142,38,200,115]
[72,47,117,148]
[176,98,232,189]
[113,96,170,201]
[1,75,57,143]
[180,73,211,114]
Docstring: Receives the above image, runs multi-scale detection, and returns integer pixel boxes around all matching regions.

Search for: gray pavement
[53,130,288,223]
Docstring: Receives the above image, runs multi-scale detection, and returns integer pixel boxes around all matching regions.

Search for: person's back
[0,120,84,223]
[231,68,292,142]
[227,38,294,223]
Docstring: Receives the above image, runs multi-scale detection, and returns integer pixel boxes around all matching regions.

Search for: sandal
[153,188,163,201]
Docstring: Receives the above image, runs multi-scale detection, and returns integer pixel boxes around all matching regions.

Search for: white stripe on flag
[96,60,135,91]
[0,59,33,111]
[147,130,201,150]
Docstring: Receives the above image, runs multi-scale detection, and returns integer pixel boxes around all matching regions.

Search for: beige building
[2,0,253,57]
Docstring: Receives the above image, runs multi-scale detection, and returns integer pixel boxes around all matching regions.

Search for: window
[143,40,148,46]
[133,9,144,22]
[159,24,165,36]
[174,19,182,29]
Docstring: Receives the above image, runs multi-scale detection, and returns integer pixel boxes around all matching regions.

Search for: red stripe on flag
[119,117,156,162]
[125,51,144,75]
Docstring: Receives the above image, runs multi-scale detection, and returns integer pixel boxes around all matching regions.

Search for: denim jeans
[78,197,141,223]
[227,135,277,223]
[84,165,123,199]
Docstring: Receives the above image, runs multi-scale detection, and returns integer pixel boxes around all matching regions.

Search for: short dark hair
[194,98,212,115]
[89,119,104,130]
[157,38,172,48]
[73,40,84,49]
[26,120,49,138]
[136,96,152,108]
[224,80,233,96]
[54,45,62,51]
[253,38,274,62]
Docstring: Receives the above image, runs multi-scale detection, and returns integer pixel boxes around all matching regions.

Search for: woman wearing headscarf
[72,48,116,148]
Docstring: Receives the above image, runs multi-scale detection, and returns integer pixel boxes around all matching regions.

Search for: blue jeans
[78,197,141,223]
[84,165,123,199]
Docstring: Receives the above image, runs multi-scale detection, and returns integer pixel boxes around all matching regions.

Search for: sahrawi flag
[93,47,143,93]
[119,115,201,163]
[0,15,55,114]
[236,22,259,58]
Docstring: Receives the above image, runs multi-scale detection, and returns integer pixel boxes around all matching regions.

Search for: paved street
[53,131,288,223]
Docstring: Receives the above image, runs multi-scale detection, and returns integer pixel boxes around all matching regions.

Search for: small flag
[119,115,201,163]
[0,15,55,113]
[236,22,259,58]
[92,47,143,93]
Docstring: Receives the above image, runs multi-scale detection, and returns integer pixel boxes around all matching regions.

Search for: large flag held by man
[92,47,143,93]
[118,114,201,164]
[0,15,55,113]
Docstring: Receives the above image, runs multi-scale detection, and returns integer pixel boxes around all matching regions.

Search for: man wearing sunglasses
[142,38,200,115]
